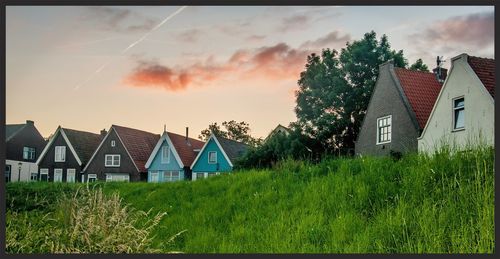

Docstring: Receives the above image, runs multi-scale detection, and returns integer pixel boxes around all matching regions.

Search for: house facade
[5,120,47,182]
[36,127,103,182]
[191,134,248,180]
[355,60,443,156]
[145,128,205,182]
[418,54,495,153]
[83,125,159,182]
[265,124,291,141]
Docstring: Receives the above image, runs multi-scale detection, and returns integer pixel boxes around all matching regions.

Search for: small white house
[418,53,494,153]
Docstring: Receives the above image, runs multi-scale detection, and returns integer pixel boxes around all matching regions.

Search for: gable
[6,123,46,161]
[191,137,232,172]
[36,129,80,167]
[148,139,183,171]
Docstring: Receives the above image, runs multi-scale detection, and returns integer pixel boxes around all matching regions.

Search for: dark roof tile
[62,128,103,164]
[467,55,495,98]
[113,125,160,172]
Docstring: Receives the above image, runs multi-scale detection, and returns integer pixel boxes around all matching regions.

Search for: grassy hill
[6,147,494,253]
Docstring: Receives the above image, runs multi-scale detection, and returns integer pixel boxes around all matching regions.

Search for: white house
[418,53,494,153]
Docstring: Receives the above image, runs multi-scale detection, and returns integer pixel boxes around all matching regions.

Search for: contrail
[74,6,188,90]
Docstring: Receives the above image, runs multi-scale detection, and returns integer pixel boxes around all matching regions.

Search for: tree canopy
[199,120,262,146]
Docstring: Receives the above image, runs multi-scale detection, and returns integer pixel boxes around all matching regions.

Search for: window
[67,169,76,183]
[54,169,63,182]
[105,154,120,167]
[105,173,130,182]
[161,146,170,164]
[5,165,11,183]
[208,151,217,164]
[88,174,97,182]
[194,172,205,181]
[376,115,392,144]
[23,147,36,160]
[40,168,49,181]
[453,97,465,130]
[163,171,180,182]
[150,171,159,182]
[55,146,66,162]
[30,172,38,181]
[111,140,116,147]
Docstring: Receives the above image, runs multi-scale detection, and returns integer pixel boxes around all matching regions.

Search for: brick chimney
[26,120,34,125]
[100,129,107,137]
[185,127,191,146]
[433,67,448,83]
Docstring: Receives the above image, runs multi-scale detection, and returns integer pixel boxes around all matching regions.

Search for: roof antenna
[163,124,166,133]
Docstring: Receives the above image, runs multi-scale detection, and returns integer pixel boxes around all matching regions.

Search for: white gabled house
[418,53,495,153]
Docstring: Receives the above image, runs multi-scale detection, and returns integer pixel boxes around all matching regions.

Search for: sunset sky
[6,6,494,139]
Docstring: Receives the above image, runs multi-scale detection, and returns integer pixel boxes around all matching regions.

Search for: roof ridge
[167,131,204,144]
[112,124,159,136]
[62,127,101,136]
[468,55,495,61]
[216,135,249,146]
[394,67,437,75]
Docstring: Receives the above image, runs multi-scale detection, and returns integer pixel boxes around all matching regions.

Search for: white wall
[5,159,38,182]
[419,54,494,153]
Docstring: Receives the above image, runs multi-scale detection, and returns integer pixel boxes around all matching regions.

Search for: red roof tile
[394,68,443,129]
[467,56,495,98]
[113,125,160,172]
[167,131,205,166]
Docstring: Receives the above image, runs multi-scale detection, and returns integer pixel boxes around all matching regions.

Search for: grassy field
[5,147,494,253]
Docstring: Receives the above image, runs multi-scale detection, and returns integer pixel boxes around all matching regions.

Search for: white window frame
[30,172,38,181]
[40,168,49,181]
[111,140,116,147]
[67,169,76,183]
[150,171,159,182]
[163,171,180,182]
[208,151,217,164]
[54,168,63,182]
[376,115,392,145]
[54,146,66,162]
[23,147,36,160]
[452,96,465,131]
[88,174,97,182]
[161,146,170,164]
[105,154,121,167]
[105,173,130,182]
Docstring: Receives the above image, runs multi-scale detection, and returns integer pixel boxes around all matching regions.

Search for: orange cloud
[124,42,311,91]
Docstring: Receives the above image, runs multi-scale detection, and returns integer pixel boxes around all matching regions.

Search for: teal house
[145,128,204,182]
[190,134,249,181]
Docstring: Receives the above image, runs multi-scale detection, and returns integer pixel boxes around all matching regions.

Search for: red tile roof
[113,125,160,172]
[467,56,495,98]
[394,68,443,129]
[168,131,205,166]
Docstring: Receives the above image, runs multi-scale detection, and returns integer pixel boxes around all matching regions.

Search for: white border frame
[104,154,121,167]
[451,96,465,132]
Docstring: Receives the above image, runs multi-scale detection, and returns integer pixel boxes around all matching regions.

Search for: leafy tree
[409,58,429,72]
[295,31,407,155]
[198,120,262,146]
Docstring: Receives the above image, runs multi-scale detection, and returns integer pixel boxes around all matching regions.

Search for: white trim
[39,168,49,181]
[83,126,140,173]
[104,154,121,167]
[376,115,392,145]
[145,131,184,169]
[54,168,63,182]
[87,174,97,182]
[54,146,66,162]
[67,169,76,183]
[105,173,130,182]
[150,171,159,182]
[111,140,116,147]
[190,134,233,168]
[208,151,217,164]
[36,126,83,166]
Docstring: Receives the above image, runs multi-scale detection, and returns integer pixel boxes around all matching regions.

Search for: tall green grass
[6,146,494,253]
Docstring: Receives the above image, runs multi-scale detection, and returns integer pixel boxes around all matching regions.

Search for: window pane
[454,98,464,108]
[455,109,465,129]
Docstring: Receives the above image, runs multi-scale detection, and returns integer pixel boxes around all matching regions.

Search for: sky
[6,6,494,139]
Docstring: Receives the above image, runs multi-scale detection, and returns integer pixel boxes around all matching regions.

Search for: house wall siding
[84,129,140,181]
[355,63,420,156]
[418,56,494,153]
[191,138,232,173]
[147,139,185,182]
[37,131,83,182]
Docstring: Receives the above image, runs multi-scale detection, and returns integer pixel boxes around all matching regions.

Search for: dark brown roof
[216,136,249,163]
[62,128,102,164]
[167,131,205,166]
[394,68,443,129]
[6,124,26,141]
[467,55,495,98]
[113,125,160,172]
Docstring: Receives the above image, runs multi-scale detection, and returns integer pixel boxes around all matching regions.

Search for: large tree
[295,31,407,155]
[199,120,262,146]
[409,58,429,72]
